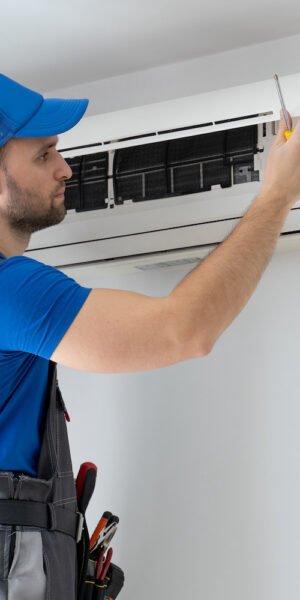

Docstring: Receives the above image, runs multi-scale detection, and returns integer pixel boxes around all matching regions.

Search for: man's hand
[260,109,300,208]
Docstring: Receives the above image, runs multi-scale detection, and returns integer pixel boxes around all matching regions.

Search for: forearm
[169,190,291,355]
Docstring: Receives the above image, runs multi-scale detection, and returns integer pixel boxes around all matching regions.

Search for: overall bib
[0,358,81,599]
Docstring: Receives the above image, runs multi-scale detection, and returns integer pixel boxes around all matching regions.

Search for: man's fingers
[286,109,293,130]
[275,109,294,144]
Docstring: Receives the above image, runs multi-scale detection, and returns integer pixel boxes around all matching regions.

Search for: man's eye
[39,152,48,161]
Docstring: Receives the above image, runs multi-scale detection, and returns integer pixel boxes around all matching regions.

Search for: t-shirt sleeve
[0,255,92,359]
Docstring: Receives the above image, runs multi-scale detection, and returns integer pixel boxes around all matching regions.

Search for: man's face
[0,136,72,235]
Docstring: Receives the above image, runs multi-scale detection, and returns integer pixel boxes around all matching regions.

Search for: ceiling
[1,0,300,92]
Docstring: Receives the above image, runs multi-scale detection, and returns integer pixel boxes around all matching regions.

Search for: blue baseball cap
[0,73,89,147]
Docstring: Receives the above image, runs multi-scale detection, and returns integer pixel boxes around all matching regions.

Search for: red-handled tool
[76,462,97,515]
[76,462,98,600]
[98,547,113,581]
[95,547,106,580]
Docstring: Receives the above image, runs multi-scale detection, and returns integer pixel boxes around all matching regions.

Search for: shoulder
[0,255,70,280]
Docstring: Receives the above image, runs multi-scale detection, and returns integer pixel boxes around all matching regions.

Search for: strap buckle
[76,511,84,543]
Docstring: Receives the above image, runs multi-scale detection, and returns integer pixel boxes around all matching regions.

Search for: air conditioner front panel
[58,73,300,154]
[27,182,260,250]
[27,119,269,251]
[25,74,300,271]
[25,201,300,270]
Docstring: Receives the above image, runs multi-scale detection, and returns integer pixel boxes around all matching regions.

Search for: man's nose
[63,159,73,180]
[55,155,73,180]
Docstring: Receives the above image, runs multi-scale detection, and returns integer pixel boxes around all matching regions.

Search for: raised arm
[51,111,300,373]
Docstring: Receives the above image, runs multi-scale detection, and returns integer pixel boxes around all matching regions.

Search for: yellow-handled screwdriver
[274,74,294,140]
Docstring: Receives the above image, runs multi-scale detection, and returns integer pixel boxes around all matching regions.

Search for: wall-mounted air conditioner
[25,73,300,280]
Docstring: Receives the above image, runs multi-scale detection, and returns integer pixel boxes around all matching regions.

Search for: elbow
[178,332,214,361]
[190,326,217,358]
[164,296,214,362]
[196,338,214,358]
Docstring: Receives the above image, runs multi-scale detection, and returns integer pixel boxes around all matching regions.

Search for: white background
[2,5,300,597]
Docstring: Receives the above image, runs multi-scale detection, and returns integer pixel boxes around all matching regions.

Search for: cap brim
[14,97,89,138]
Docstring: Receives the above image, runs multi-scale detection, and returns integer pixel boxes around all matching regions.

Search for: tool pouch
[76,474,125,600]
[79,549,125,600]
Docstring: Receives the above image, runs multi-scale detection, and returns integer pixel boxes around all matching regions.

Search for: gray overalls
[0,357,81,599]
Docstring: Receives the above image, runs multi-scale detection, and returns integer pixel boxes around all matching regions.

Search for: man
[0,71,299,471]
[0,72,299,598]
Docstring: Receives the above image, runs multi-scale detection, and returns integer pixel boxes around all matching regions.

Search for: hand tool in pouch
[90,514,119,554]
[90,511,112,551]
[75,462,125,599]
[76,462,98,597]
[98,547,113,581]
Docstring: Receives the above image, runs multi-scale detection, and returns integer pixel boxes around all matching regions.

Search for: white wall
[52,41,300,599]
[46,33,300,116]
[56,245,300,600]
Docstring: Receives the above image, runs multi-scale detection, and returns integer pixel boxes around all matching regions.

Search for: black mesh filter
[115,173,144,202]
[64,156,81,211]
[202,159,231,189]
[225,125,258,158]
[168,131,225,164]
[115,142,167,174]
[170,158,231,194]
[169,164,201,195]
[168,132,229,194]
[64,124,260,210]
[116,170,168,203]
[78,153,108,212]
[65,153,108,212]
[114,142,168,203]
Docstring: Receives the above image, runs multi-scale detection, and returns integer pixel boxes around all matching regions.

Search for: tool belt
[0,470,124,600]
[0,471,124,600]
[0,499,83,541]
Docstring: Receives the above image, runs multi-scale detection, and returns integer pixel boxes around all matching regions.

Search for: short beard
[1,170,66,235]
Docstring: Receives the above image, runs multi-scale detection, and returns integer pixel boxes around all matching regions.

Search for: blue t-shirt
[0,252,92,477]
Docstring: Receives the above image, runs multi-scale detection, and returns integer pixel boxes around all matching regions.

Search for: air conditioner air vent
[63,123,260,212]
